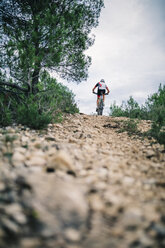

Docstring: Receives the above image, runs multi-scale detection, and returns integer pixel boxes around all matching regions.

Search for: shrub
[146,84,165,147]
[148,122,165,147]
[16,98,52,129]
[146,84,165,124]
[38,71,79,116]
[0,107,12,126]
[110,102,125,117]
[0,96,12,126]
[119,119,139,136]
[110,96,147,119]
[0,71,79,129]
[110,84,165,147]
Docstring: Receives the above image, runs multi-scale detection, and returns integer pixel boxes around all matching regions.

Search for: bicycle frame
[98,93,104,115]
[93,91,108,115]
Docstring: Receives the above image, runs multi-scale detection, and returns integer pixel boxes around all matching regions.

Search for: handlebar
[93,92,109,95]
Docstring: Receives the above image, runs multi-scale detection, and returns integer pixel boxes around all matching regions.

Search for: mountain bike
[93,92,108,115]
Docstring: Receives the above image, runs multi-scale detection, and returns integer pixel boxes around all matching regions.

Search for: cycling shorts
[98,89,105,97]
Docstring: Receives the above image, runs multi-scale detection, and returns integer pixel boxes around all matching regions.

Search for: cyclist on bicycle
[92,79,110,111]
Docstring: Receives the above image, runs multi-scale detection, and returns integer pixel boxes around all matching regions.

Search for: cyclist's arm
[106,86,110,94]
[92,83,98,92]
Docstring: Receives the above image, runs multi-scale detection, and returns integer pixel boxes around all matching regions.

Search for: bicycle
[93,91,108,115]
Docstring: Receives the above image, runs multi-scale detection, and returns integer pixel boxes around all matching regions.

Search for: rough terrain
[0,113,165,248]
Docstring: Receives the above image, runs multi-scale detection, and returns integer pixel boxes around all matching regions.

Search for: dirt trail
[0,114,165,248]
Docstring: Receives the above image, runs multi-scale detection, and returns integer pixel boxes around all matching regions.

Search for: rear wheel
[98,108,103,115]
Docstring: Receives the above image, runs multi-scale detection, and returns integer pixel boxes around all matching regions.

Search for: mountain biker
[92,79,110,111]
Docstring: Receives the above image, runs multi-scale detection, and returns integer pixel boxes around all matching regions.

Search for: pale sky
[63,0,165,115]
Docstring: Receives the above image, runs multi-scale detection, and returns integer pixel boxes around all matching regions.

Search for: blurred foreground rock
[0,171,88,248]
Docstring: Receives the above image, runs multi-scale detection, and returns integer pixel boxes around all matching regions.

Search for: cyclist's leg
[102,90,106,105]
[96,95,100,111]
[97,95,100,106]
[97,90,101,109]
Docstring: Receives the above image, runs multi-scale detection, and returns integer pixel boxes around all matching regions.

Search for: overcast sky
[63,0,165,115]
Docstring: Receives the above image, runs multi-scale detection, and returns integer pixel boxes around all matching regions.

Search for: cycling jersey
[95,82,107,90]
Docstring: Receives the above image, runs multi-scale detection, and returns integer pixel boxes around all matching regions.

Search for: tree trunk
[31,65,40,94]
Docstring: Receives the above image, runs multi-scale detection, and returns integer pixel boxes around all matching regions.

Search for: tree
[0,0,104,94]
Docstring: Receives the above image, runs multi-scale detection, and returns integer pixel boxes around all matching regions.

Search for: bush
[119,119,139,136]
[110,84,165,147]
[148,122,165,147]
[146,84,165,124]
[16,98,52,129]
[0,96,12,126]
[110,96,148,119]
[0,107,12,126]
[110,102,125,117]
[146,84,165,147]
[38,71,79,115]
[0,71,79,129]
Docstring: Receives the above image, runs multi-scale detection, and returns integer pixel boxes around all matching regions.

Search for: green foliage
[0,71,79,129]
[110,96,147,119]
[145,84,165,147]
[110,84,165,147]
[39,71,79,115]
[3,134,18,144]
[0,108,12,127]
[0,96,12,126]
[16,97,52,129]
[109,102,125,117]
[1,0,100,129]
[148,122,165,147]
[1,0,104,93]
[146,84,165,125]
[15,73,79,129]
[119,119,139,136]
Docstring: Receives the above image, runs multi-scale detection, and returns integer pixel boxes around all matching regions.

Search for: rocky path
[0,114,165,248]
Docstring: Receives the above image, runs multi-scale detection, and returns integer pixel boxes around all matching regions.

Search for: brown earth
[0,113,165,248]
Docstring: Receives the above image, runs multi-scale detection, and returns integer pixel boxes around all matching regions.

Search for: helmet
[100,79,105,83]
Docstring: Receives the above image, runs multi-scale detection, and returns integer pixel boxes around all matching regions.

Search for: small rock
[68,137,77,143]
[143,178,156,185]
[2,218,19,233]
[32,141,42,149]
[121,208,143,228]
[95,181,107,191]
[20,238,41,248]
[64,228,81,242]
[12,152,25,167]
[25,156,46,167]
[89,194,104,211]
[146,149,155,158]
[14,147,27,154]
[21,136,29,143]
[5,127,16,133]
[47,150,74,172]
[5,203,27,224]
[123,176,135,185]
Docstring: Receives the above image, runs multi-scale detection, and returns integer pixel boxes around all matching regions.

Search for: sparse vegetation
[110,84,165,147]
[0,105,12,127]
[119,119,139,136]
